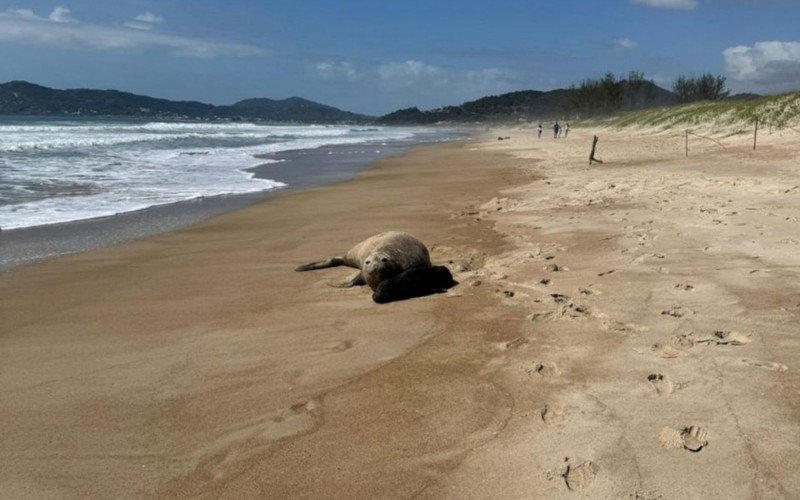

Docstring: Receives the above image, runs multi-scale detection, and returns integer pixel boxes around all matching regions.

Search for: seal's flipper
[295,257,345,272]
[333,273,366,288]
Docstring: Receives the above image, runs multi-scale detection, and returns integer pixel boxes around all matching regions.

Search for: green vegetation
[568,71,666,117]
[597,92,800,131]
[672,73,729,103]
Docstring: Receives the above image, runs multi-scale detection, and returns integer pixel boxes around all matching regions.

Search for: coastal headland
[2,128,800,498]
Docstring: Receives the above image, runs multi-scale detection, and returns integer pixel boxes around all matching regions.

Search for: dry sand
[2,128,800,498]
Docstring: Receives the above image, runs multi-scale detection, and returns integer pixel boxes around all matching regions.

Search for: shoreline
[0,130,465,271]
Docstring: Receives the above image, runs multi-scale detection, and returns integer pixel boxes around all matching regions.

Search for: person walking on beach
[564,122,570,138]
[553,122,560,139]
[537,123,542,139]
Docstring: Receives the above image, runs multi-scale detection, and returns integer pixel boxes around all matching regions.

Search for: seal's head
[363,252,402,289]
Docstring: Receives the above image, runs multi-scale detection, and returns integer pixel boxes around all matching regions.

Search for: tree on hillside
[673,75,693,103]
[568,70,658,116]
[694,74,729,101]
[600,72,624,113]
[672,73,729,103]
[625,71,657,109]
[568,73,623,117]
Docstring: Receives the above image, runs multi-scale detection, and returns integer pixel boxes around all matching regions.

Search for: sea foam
[0,119,419,229]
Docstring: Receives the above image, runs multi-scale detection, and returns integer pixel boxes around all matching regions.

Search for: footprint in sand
[670,333,696,348]
[497,336,528,351]
[741,359,788,371]
[603,320,645,335]
[560,302,591,319]
[563,461,598,491]
[650,343,686,359]
[310,340,354,356]
[530,301,590,322]
[598,269,616,277]
[632,253,666,265]
[659,426,709,452]
[674,283,695,291]
[695,330,752,346]
[647,374,675,395]
[527,362,561,377]
[530,311,554,322]
[540,404,568,425]
[661,305,693,319]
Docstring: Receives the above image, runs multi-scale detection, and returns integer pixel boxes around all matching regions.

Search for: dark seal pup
[295,231,431,290]
[371,265,458,304]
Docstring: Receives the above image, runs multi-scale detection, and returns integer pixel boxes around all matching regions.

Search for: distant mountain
[0,81,371,123]
[228,96,367,122]
[378,81,677,124]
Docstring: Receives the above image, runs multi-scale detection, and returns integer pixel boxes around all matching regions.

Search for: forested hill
[0,81,371,123]
[378,80,677,124]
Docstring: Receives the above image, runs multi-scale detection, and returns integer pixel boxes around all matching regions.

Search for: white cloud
[614,38,638,50]
[724,41,800,91]
[124,11,165,31]
[378,60,448,86]
[135,12,164,24]
[0,7,265,58]
[49,6,76,23]
[316,61,360,81]
[7,8,37,19]
[631,0,699,10]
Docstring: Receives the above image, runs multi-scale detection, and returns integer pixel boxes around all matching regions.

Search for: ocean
[0,116,441,230]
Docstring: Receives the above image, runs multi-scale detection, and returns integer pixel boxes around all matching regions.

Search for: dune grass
[593,92,800,132]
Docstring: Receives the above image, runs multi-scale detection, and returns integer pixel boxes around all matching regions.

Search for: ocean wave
[0,126,413,153]
[0,120,427,229]
[0,178,286,230]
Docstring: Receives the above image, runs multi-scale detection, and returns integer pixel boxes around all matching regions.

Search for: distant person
[537,123,542,139]
[564,123,570,138]
[553,122,560,139]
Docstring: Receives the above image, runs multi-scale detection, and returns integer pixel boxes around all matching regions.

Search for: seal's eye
[381,257,388,263]
[365,260,371,264]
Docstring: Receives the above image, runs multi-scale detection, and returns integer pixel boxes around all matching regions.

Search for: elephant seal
[372,265,457,304]
[295,231,432,290]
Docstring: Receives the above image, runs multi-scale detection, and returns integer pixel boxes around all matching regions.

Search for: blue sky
[1,0,799,114]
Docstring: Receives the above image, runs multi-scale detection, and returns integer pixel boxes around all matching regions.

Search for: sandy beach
[2,128,800,498]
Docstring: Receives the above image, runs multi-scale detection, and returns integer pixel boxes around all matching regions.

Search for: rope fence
[685,130,727,156]
[586,116,798,165]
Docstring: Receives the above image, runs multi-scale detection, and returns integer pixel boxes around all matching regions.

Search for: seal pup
[372,265,457,304]
[295,231,431,290]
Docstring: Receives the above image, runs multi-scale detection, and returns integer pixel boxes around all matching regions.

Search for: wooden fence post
[589,136,602,165]
[685,130,689,157]
[753,117,759,151]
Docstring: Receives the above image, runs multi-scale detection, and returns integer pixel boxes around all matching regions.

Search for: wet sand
[2,128,800,498]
